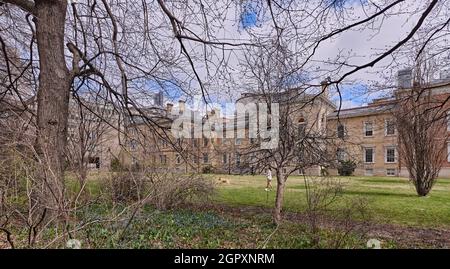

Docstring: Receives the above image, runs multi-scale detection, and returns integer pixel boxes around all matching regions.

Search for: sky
[135,0,447,110]
[234,0,439,109]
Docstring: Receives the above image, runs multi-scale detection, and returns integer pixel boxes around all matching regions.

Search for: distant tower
[397,68,412,89]
[153,91,164,107]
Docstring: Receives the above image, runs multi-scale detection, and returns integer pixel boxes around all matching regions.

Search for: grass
[70,172,450,228]
[211,174,450,228]
[7,205,368,249]
[5,172,445,248]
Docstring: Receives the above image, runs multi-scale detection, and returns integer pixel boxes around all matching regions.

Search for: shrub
[104,171,146,203]
[337,160,356,176]
[147,172,215,210]
[202,165,214,174]
[102,170,215,209]
[110,157,124,172]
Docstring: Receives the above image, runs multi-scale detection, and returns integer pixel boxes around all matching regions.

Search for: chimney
[154,91,164,107]
[397,68,412,89]
[321,77,330,99]
[166,103,173,115]
[212,107,221,118]
[178,100,185,115]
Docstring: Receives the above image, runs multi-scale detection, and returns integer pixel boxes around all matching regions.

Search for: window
[386,168,396,176]
[336,148,346,161]
[364,148,374,163]
[203,153,209,163]
[235,153,241,166]
[385,147,396,163]
[176,154,181,164]
[447,112,450,131]
[160,139,168,148]
[235,138,242,145]
[129,140,137,151]
[364,122,373,137]
[88,131,97,140]
[447,142,450,162]
[365,168,374,176]
[385,119,396,135]
[337,124,345,138]
[223,154,228,164]
[159,155,167,164]
[298,118,306,137]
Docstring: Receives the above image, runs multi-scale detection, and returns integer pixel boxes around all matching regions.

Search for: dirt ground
[197,203,450,249]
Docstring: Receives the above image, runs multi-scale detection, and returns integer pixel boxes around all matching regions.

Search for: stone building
[121,85,336,175]
[120,70,450,178]
[327,70,450,177]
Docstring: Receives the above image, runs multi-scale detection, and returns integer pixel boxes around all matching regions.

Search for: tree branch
[1,0,35,14]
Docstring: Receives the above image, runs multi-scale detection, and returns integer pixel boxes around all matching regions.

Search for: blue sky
[240,1,259,29]
[146,0,406,110]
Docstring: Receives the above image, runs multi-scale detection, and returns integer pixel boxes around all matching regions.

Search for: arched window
[298,117,306,137]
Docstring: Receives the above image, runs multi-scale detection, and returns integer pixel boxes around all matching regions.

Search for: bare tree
[66,94,117,183]
[238,44,336,224]
[1,0,449,222]
[395,60,450,196]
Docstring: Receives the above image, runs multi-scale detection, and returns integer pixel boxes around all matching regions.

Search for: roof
[327,102,396,119]
[237,88,336,110]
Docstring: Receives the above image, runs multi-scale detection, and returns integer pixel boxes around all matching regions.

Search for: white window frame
[385,119,396,136]
[447,142,450,162]
[235,153,241,165]
[447,112,450,132]
[364,121,373,137]
[364,147,375,163]
[385,146,397,163]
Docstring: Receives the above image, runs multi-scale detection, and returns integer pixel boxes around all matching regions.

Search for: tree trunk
[273,170,286,225]
[34,0,70,216]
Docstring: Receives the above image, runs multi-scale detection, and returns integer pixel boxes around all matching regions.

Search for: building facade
[121,72,450,178]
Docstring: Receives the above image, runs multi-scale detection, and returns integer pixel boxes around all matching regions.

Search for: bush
[102,170,215,210]
[148,172,215,210]
[105,171,147,203]
[202,165,214,174]
[110,157,124,172]
[337,160,356,176]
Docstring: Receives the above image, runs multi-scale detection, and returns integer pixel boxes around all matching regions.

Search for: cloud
[340,100,362,109]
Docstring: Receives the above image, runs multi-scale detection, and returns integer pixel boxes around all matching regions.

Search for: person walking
[265,168,273,191]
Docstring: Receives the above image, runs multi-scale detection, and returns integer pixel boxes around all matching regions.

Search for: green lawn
[210,174,450,228]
